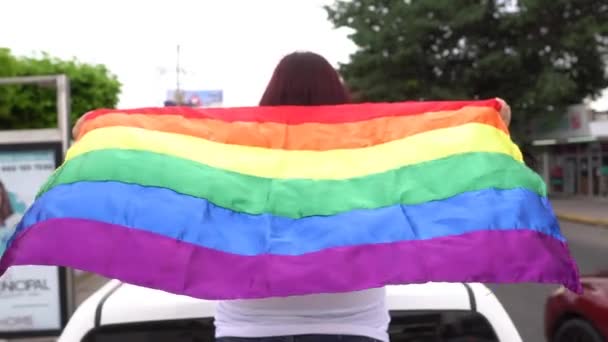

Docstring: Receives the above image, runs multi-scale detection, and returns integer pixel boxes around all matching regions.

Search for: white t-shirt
[214,287,389,342]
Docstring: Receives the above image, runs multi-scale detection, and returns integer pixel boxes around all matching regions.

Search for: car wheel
[553,319,604,342]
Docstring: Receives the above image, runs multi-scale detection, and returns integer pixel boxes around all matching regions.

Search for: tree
[326,0,608,140]
[0,49,121,129]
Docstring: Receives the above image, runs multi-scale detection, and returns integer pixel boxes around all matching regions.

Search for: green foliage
[326,0,608,139]
[0,49,121,129]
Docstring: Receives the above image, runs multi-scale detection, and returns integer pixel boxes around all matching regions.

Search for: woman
[72,51,512,342]
[214,52,390,342]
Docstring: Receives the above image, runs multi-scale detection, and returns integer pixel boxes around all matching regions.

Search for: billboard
[0,143,68,338]
[165,89,223,107]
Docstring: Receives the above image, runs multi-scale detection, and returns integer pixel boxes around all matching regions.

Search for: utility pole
[175,44,184,105]
[158,44,189,106]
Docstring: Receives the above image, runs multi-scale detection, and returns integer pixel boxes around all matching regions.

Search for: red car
[545,271,608,341]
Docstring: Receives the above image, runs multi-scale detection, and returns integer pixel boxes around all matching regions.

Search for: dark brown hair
[259,51,351,106]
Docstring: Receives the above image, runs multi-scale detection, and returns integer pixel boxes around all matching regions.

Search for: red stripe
[84,99,502,124]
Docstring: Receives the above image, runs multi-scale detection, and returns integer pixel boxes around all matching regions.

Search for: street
[490,221,608,342]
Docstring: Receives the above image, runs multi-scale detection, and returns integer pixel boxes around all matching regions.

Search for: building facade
[532,105,608,198]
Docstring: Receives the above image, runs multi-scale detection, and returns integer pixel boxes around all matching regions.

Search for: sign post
[0,75,73,339]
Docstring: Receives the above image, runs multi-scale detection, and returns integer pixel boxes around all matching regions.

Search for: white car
[58,280,522,342]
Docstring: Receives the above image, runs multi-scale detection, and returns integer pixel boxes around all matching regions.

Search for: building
[532,105,608,198]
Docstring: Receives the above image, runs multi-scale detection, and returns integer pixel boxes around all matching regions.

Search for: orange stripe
[78,106,507,150]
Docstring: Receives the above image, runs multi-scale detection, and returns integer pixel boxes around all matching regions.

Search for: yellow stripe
[66,124,523,180]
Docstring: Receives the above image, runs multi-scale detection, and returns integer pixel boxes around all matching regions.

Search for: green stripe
[40,149,546,218]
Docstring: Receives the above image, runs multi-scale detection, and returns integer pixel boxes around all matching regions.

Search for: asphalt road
[490,222,608,342]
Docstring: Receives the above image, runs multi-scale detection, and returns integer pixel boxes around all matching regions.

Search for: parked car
[545,271,608,342]
[58,280,521,341]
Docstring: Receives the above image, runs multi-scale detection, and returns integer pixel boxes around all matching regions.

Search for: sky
[1,0,607,110]
[0,0,356,108]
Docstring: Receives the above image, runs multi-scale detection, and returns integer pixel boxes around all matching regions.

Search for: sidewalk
[550,196,608,227]
[73,272,109,305]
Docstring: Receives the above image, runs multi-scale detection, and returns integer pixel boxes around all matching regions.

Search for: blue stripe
[16,181,562,256]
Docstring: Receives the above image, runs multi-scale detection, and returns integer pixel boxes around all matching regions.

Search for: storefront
[532,105,608,198]
[536,141,608,197]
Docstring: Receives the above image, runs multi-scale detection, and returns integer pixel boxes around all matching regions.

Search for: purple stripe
[0,218,581,299]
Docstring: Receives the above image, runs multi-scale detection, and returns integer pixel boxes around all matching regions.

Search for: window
[389,310,499,341]
[81,318,215,342]
[82,310,498,342]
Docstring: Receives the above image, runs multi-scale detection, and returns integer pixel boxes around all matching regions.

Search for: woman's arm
[72,113,90,140]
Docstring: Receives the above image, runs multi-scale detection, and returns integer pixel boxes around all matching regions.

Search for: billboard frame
[0,75,74,338]
[0,141,69,339]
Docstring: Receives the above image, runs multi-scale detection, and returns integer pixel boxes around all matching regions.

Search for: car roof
[94,281,476,326]
[60,280,520,342]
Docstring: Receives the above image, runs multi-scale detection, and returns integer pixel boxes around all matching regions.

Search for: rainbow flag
[0,99,581,299]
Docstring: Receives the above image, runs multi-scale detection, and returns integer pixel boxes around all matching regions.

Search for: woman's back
[214,52,389,342]
[215,288,389,341]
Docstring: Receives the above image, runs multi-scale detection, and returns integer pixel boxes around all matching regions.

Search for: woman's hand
[72,113,90,140]
[496,98,511,127]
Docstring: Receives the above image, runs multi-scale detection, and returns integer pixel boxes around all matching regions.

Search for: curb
[556,212,608,228]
